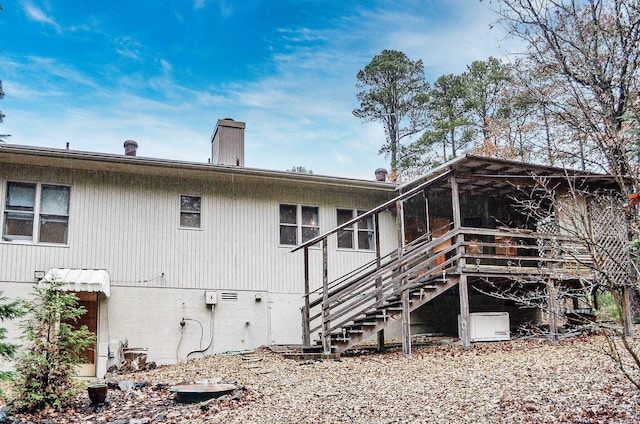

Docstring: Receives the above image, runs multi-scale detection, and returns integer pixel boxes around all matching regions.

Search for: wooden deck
[292,156,626,356]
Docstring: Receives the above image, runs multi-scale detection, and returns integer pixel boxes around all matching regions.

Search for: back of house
[0,119,397,377]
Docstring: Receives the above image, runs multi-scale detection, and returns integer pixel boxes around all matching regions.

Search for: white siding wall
[0,163,397,373]
[0,165,397,294]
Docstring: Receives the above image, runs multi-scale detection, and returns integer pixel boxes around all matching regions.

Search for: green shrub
[596,290,621,322]
[0,291,24,398]
[14,280,94,411]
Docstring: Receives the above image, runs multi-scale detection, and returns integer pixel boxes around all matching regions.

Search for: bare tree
[478,174,640,389]
[494,0,640,192]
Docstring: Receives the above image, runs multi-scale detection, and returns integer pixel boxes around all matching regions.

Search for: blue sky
[0,1,515,180]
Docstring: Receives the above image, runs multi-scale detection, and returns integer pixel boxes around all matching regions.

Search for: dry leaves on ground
[3,334,640,423]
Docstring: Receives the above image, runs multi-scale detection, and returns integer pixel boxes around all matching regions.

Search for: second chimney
[124,140,138,156]
[211,118,245,166]
[375,168,388,182]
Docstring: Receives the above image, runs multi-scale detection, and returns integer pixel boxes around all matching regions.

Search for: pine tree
[0,291,24,397]
[14,280,94,411]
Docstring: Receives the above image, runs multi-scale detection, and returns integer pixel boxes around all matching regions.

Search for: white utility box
[458,312,510,342]
[205,291,218,305]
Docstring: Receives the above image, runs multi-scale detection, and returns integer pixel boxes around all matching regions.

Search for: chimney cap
[375,168,388,181]
[215,118,245,130]
[124,139,139,156]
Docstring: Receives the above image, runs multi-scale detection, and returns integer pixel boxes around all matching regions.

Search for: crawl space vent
[221,292,238,301]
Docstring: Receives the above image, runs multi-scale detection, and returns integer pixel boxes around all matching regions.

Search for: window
[337,209,374,250]
[337,209,354,249]
[2,182,70,244]
[180,195,201,228]
[279,204,319,246]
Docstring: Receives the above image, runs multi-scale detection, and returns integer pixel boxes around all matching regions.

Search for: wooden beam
[397,199,405,256]
[547,279,558,342]
[321,238,331,354]
[450,173,467,272]
[450,174,461,230]
[402,288,411,357]
[622,286,634,337]
[302,247,311,346]
[374,213,385,352]
[396,199,412,357]
[458,275,470,350]
[452,175,470,350]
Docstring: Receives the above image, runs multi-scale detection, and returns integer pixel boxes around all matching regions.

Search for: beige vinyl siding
[0,164,397,294]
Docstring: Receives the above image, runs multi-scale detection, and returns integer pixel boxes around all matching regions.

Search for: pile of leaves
[2,334,640,423]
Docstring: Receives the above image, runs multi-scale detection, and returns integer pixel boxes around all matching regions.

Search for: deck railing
[301,225,595,350]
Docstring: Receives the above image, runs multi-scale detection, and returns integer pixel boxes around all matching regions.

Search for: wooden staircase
[305,227,462,354]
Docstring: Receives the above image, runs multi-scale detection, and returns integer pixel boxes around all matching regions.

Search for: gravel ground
[4,333,640,423]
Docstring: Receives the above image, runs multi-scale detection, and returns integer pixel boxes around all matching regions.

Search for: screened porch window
[2,182,70,244]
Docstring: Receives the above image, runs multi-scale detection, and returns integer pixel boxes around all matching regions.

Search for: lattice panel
[590,196,631,287]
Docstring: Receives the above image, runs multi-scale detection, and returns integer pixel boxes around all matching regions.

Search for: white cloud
[276,27,327,43]
[114,36,144,61]
[193,0,207,10]
[22,1,62,32]
[159,59,173,74]
[3,0,522,180]
[195,0,234,17]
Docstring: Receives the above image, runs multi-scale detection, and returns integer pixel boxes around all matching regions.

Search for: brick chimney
[211,118,245,166]
[124,140,138,156]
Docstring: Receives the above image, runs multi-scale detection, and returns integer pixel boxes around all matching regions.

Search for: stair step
[412,285,437,292]
[342,328,364,333]
[352,321,377,326]
[365,311,398,318]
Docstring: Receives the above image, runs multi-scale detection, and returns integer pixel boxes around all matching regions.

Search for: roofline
[0,144,396,192]
[398,153,621,193]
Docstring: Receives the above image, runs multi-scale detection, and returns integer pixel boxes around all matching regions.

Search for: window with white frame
[180,195,201,228]
[279,204,319,246]
[337,209,374,250]
[2,182,70,244]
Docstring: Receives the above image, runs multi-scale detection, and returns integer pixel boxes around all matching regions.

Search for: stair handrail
[305,226,444,308]
[318,241,463,335]
[307,228,461,337]
[290,171,451,253]
[323,228,459,304]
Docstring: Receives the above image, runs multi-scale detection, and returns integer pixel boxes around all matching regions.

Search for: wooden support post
[458,275,470,349]
[451,173,470,350]
[547,279,558,342]
[374,213,385,352]
[302,247,311,346]
[450,174,461,230]
[450,174,465,269]
[321,238,331,354]
[592,287,599,312]
[396,199,405,257]
[622,286,634,337]
[396,199,412,357]
[402,287,411,357]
